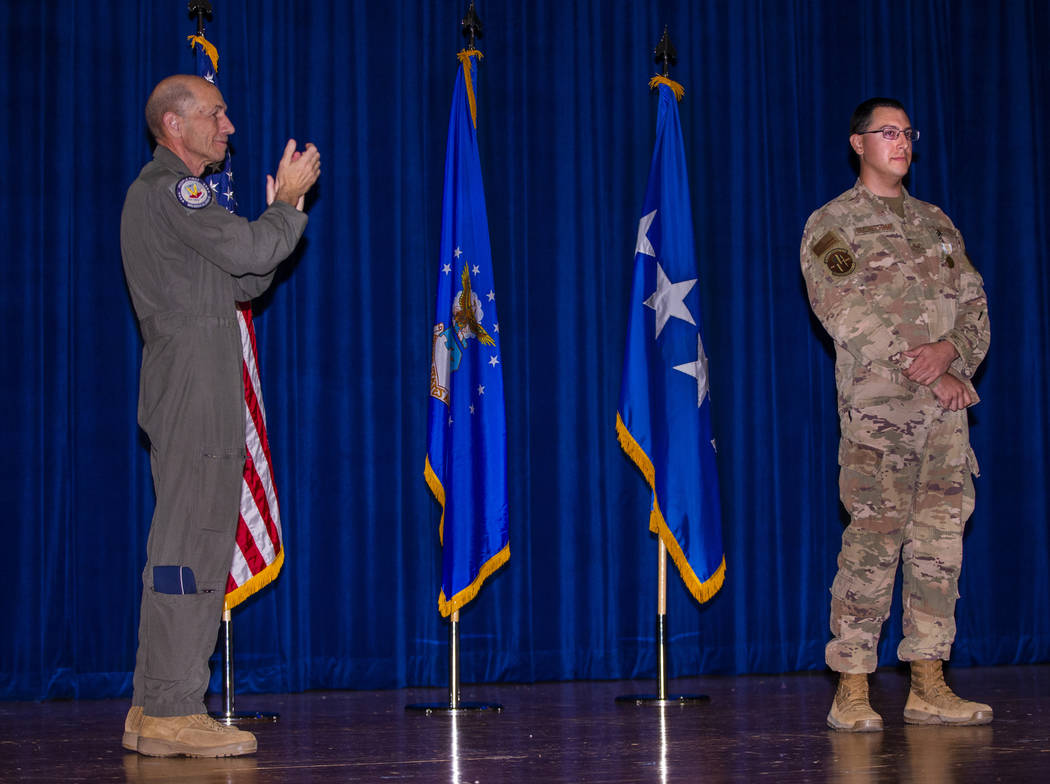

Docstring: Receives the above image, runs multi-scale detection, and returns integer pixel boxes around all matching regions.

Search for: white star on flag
[489,355,499,367]
[453,247,463,258]
[477,384,485,395]
[673,334,710,407]
[442,263,452,274]
[644,262,696,339]
[636,209,657,257]
[472,265,480,276]
[487,290,495,301]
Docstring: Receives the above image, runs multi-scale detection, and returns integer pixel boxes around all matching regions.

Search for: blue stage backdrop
[2,1,1048,700]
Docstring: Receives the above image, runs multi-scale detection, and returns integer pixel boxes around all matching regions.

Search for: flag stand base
[209,609,281,725]
[617,543,710,707]
[406,613,503,714]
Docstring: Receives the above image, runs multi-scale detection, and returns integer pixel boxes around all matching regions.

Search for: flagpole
[616,27,711,708]
[407,608,503,714]
[449,610,461,709]
[184,1,278,726]
[409,3,504,715]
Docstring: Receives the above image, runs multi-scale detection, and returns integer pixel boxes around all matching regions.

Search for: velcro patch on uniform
[174,176,212,210]
[854,223,893,235]
[811,231,856,277]
[811,231,839,257]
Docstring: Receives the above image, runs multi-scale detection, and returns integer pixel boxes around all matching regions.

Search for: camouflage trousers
[826,395,977,674]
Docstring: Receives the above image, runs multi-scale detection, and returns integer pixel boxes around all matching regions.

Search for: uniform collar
[153,144,193,177]
[852,178,911,206]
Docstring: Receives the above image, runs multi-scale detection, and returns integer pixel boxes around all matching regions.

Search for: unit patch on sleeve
[811,230,856,277]
[174,176,212,210]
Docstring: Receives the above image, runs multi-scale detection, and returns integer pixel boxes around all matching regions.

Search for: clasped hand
[903,340,971,410]
[265,139,321,211]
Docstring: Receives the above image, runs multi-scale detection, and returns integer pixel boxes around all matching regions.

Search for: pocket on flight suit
[196,445,246,534]
[184,445,246,591]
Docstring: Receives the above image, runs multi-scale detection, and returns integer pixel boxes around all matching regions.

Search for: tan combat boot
[122,705,144,751]
[827,672,884,732]
[903,659,993,725]
[136,713,257,757]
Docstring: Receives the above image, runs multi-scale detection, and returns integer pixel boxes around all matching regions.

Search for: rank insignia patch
[174,176,212,210]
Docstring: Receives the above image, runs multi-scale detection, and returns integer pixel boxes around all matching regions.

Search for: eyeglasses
[858,126,920,142]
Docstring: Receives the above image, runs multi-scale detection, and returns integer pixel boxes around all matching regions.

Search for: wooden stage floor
[2,664,1049,782]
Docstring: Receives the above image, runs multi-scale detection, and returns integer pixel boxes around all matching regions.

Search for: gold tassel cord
[187,34,219,73]
[457,49,484,128]
[649,75,685,101]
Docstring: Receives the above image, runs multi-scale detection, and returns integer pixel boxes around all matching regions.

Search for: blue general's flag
[616,78,725,603]
[425,50,509,617]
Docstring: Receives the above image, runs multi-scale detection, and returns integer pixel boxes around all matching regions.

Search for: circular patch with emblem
[824,248,856,277]
[175,176,212,209]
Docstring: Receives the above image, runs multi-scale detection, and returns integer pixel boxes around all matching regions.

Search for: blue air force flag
[425,51,509,617]
[616,80,725,603]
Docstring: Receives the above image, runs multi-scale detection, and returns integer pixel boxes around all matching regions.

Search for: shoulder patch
[811,231,856,277]
[174,176,212,210]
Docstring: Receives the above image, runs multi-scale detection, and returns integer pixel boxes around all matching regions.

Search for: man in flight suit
[120,74,320,756]
[801,97,992,732]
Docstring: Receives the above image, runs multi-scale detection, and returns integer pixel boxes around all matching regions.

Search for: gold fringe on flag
[425,455,511,618]
[187,34,219,73]
[616,412,725,603]
[224,549,285,612]
[648,75,685,102]
[457,49,485,128]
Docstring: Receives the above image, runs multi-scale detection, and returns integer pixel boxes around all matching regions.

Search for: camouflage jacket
[800,180,990,412]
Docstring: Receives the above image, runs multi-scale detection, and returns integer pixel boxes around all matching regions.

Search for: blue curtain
[2,0,1048,700]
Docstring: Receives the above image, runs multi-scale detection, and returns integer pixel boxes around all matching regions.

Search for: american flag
[190,33,285,610]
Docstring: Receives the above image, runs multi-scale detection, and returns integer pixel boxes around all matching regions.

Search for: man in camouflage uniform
[801,97,992,732]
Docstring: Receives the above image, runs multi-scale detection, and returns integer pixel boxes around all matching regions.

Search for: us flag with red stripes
[191,33,285,610]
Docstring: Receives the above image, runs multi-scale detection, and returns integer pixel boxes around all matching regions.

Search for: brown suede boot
[122,705,144,751]
[827,672,884,732]
[904,660,993,725]
[136,713,257,757]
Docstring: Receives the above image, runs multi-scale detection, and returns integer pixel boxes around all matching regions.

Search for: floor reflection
[122,752,258,783]
[449,711,460,784]
[904,724,994,783]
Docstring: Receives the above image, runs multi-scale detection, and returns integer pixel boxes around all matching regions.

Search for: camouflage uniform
[801,180,990,674]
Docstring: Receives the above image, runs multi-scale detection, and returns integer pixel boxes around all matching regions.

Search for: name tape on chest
[854,223,893,236]
[811,230,856,277]
[174,176,212,210]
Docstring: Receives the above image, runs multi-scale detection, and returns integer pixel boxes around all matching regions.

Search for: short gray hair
[145,75,206,141]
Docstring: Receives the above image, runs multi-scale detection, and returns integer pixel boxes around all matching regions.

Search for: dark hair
[850,97,908,136]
